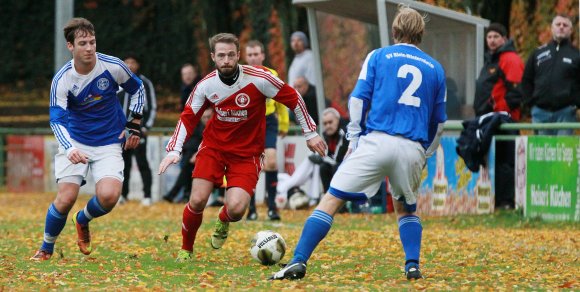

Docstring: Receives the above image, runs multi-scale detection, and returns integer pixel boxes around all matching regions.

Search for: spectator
[293,76,330,124]
[162,65,205,203]
[474,23,524,121]
[163,108,213,203]
[243,40,289,221]
[277,108,349,207]
[180,63,202,110]
[522,14,580,135]
[288,31,316,87]
[117,54,157,206]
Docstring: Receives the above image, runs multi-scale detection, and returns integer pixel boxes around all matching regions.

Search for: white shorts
[329,131,425,205]
[55,140,124,185]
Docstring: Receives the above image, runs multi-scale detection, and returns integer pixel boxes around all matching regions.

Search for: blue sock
[76,196,110,225]
[40,204,68,253]
[398,215,422,271]
[291,210,333,264]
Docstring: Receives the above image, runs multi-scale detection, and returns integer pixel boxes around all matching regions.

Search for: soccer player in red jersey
[158,33,326,261]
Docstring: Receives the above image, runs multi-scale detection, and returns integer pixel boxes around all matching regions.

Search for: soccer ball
[250,230,286,265]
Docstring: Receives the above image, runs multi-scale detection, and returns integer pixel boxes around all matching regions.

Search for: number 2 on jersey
[397,64,422,107]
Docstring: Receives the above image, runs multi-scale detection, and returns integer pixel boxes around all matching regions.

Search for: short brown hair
[63,17,95,44]
[245,40,265,53]
[392,6,425,45]
[209,33,239,52]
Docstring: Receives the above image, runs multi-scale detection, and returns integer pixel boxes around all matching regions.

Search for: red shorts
[192,146,262,196]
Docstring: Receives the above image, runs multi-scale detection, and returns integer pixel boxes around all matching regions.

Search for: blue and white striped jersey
[347,44,447,150]
[49,53,144,153]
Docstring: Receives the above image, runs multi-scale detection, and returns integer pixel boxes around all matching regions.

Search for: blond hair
[392,6,425,45]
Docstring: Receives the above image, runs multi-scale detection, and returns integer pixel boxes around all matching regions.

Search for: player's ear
[210,52,215,62]
[66,42,74,52]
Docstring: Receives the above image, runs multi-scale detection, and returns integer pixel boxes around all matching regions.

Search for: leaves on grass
[0,193,578,290]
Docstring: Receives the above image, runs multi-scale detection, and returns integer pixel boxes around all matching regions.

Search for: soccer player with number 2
[271,6,447,280]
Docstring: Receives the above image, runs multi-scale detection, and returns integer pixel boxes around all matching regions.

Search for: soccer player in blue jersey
[271,6,447,280]
[30,18,145,261]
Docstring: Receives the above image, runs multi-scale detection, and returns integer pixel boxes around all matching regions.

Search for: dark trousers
[122,137,152,199]
[165,152,195,200]
[319,162,336,193]
[495,140,515,208]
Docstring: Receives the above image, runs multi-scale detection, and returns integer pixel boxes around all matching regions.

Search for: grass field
[0,192,578,290]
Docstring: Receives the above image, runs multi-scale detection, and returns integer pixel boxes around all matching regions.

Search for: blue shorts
[265,113,278,149]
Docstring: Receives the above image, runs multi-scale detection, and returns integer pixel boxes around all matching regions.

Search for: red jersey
[167,65,317,157]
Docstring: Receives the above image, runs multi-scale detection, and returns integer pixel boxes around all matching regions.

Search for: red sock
[181,203,203,252]
[218,205,235,222]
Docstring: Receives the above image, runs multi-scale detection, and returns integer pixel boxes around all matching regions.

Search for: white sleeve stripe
[298,97,316,130]
[244,70,282,89]
[167,120,182,150]
[244,67,283,88]
[97,53,133,76]
[186,72,215,108]
[346,97,364,140]
[129,84,145,114]
[50,64,72,107]
[50,123,73,149]
[294,95,316,133]
[167,121,189,153]
[358,50,376,81]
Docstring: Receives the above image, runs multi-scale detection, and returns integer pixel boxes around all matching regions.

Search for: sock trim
[91,197,108,213]
[310,210,333,226]
[398,215,421,227]
[82,206,94,220]
[186,203,203,214]
[48,204,66,219]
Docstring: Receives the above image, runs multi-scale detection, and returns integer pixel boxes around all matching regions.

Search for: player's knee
[54,195,76,212]
[189,193,209,210]
[97,193,120,209]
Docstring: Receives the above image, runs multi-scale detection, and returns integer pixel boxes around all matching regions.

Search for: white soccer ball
[250,230,286,266]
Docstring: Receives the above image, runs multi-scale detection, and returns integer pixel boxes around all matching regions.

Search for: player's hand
[158,153,181,175]
[306,135,327,157]
[119,121,141,150]
[68,149,89,164]
[278,131,287,138]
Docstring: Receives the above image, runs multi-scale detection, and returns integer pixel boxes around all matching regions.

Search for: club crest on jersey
[235,93,250,107]
[97,77,110,91]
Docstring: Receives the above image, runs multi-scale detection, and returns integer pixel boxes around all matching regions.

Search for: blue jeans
[531,105,577,136]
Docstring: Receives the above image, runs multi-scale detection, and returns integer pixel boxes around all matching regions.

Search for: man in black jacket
[118,54,157,206]
[522,14,580,136]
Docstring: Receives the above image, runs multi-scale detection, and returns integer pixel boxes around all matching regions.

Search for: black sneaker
[247,211,258,221]
[405,266,423,280]
[269,262,306,280]
[268,210,281,221]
